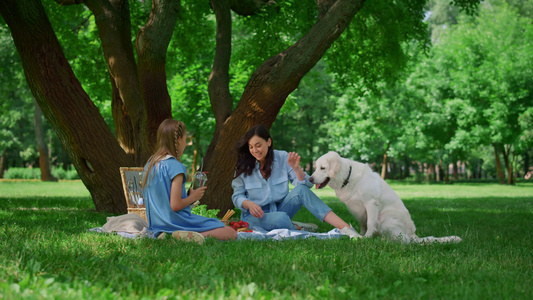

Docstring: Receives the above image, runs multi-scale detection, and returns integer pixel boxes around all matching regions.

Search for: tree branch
[135,0,179,155]
[229,0,276,16]
[209,0,233,127]
[236,0,366,123]
[317,0,337,18]
[84,0,148,164]
[53,0,84,5]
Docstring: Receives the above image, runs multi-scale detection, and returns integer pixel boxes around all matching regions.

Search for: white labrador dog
[310,151,461,244]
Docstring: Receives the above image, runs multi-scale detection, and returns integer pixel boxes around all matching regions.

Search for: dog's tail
[414,235,462,244]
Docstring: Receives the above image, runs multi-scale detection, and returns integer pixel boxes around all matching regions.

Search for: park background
[0,0,532,299]
[1,0,532,198]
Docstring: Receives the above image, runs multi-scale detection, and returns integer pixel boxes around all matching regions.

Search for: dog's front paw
[364,230,378,238]
[340,226,362,239]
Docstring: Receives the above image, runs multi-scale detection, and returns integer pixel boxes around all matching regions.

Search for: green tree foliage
[326,0,430,90]
[0,1,95,175]
[426,0,462,44]
[319,0,532,183]
[399,0,532,181]
[430,2,533,182]
[0,26,40,172]
[271,62,338,172]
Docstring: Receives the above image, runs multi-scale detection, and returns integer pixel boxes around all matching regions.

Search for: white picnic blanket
[89,213,343,240]
[89,226,343,240]
[236,227,343,240]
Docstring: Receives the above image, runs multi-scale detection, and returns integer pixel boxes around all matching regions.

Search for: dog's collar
[341,166,352,188]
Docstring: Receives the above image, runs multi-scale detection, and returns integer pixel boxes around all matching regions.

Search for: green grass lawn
[0,180,532,299]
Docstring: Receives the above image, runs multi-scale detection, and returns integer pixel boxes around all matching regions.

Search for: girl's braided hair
[174,121,185,161]
[142,119,186,188]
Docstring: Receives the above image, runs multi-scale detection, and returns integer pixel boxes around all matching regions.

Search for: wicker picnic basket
[120,167,147,222]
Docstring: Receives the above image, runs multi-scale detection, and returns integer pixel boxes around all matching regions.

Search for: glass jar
[191,171,208,189]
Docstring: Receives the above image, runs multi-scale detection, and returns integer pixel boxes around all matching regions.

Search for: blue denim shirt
[231,150,313,213]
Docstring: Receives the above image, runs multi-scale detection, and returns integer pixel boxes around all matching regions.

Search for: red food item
[227,220,250,231]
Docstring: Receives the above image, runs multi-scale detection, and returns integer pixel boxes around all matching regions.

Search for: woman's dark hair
[234,124,274,179]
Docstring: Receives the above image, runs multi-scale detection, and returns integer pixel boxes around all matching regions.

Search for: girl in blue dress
[142,119,237,242]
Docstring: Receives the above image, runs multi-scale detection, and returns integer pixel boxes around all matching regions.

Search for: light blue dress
[143,156,224,236]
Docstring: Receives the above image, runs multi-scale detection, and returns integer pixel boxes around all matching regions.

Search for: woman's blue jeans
[241,185,332,231]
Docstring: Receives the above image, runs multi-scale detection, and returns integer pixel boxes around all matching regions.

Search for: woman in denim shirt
[231,125,361,238]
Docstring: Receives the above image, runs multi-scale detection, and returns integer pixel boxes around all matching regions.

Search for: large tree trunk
[203,0,366,213]
[0,0,132,213]
[33,99,57,182]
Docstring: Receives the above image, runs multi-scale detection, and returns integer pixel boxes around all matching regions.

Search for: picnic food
[221,209,252,232]
[229,221,252,232]
[221,209,235,222]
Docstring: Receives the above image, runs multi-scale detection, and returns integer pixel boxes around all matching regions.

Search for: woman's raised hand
[288,151,306,181]
[287,152,301,170]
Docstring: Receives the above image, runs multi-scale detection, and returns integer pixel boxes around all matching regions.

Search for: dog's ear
[327,153,341,177]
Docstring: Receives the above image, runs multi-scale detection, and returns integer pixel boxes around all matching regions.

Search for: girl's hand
[189,186,206,202]
[287,152,301,170]
[243,200,264,218]
[171,174,205,212]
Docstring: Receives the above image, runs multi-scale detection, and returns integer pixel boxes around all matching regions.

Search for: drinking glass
[192,171,208,189]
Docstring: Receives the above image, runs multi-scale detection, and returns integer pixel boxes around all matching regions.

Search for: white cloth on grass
[90,215,343,240]
[101,213,148,234]
[235,227,342,240]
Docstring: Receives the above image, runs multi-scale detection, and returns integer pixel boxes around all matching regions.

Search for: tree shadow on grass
[0,196,107,235]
